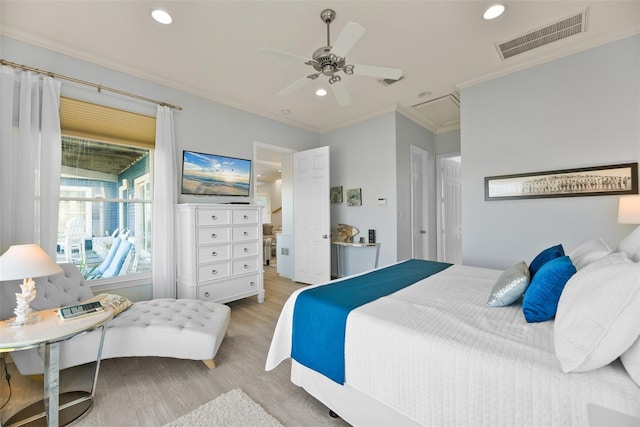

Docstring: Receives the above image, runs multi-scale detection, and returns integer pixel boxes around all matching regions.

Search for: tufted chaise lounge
[0,263,230,375]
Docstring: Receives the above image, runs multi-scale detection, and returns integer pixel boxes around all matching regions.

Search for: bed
[265,239,640,426]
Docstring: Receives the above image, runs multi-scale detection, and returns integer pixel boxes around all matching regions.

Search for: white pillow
[616,225,640,258]
[621,336,640,387]
[554,253,640,373]
[568,238,611,270]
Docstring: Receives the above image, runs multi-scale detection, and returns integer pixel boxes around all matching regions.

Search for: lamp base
[4,313,41,327]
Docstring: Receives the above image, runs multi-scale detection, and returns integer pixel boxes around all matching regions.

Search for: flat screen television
[181,150,251,197]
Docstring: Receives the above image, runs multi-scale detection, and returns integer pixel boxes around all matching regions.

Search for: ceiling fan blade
[351,64,403,80]
[277,75,313,97]
[258,48,310,64]
[330,21,365,58]
[330,80,352,106]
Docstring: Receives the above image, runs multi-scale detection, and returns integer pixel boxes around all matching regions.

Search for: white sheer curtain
[0,66,62,256]
[152,105,178,298]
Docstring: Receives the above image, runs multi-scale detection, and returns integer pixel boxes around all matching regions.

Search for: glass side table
[0,308,112,427]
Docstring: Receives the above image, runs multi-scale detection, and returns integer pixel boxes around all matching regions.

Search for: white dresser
[175,204,264,304]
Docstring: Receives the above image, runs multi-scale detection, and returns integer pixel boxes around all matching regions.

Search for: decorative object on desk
[368,229,376,244]
[0,244,63,327]
[330,186,343,203]
[485,162,638,201]
[335,224,359,242]
[347,188,362,206]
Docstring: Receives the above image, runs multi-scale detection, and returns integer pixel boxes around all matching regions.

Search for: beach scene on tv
[182,151,251,196]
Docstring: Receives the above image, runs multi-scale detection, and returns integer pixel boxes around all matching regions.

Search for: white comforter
[266,264,640,426]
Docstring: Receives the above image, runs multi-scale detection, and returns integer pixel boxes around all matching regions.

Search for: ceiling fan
[259,9,403,106]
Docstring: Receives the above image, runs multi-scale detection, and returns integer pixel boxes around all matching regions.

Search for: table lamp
[0,244,63,327]
[618,195,640,224]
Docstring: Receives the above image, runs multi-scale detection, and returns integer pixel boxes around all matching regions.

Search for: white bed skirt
[291,360,420,427]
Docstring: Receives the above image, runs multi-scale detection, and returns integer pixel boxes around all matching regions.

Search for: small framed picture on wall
[347,188,362,206]
[330,186,343,203]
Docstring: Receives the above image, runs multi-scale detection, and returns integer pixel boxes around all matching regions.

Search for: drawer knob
[250,281,255,286]
[211,269,217,275]
[244,264,249,269]
[204,292,210,297]
[243,214,249,219]
[243,231,249,236]
[243,247,249,253]
[212,251,218,257]
[211,215,217,220]
[211,233,217,238]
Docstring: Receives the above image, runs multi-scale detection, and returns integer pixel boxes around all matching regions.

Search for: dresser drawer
[232,226,258,241]
[232,257,259,274]
[198,262,231,282]
[232,209,258,224]
[198,245,230,263]
[197,274,259,301]
[232,242,258,258]
[197,209,230,226]
[197,227,230,245]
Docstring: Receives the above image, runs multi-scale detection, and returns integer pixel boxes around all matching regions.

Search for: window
[58,97,156,281]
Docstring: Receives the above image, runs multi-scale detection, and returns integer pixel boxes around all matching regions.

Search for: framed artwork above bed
[485,162,638,201]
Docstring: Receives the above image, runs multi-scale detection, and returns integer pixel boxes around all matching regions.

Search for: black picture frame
[484,162,638,201]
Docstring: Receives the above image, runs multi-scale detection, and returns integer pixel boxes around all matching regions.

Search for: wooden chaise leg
[202,359,217,369]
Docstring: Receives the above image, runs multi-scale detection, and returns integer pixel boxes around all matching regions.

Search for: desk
[332,241,381,278]
[0,308,112,427]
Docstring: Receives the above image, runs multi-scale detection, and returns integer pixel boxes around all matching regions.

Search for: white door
[441,156,462,264]
[293,146,330,284]
[410,146,429,259]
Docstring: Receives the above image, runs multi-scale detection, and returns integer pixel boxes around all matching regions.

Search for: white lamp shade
[618,195,640,224]
[0,244,63,281]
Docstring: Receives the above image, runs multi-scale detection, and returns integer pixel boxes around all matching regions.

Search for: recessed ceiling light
[281,109,290,115]
[418,91,433,99]
[315,89,328,97]
[483,4,505,20]
[151,9,173,24]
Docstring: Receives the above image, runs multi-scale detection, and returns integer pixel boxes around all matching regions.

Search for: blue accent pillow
[529,244,564,277]
[522,255,576,323]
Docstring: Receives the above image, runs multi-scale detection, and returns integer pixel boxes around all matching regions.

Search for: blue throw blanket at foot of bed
[291,258,452,384]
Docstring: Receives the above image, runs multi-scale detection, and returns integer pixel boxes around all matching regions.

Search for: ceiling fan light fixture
[151,9,173,24]
[483,4,505,20]
[315,89,328,97]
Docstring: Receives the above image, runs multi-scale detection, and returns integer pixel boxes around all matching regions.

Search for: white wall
[322,113,398,274]
[461,35,640,269]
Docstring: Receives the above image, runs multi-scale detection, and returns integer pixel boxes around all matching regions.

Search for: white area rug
[164,388,283,427]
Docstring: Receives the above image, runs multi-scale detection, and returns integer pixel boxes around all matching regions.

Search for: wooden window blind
[59,97,156,149]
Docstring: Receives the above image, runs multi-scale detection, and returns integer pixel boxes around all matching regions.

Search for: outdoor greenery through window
[58,136,153,280]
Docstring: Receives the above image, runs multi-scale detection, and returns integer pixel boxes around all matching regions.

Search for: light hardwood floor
[1,266,351,427]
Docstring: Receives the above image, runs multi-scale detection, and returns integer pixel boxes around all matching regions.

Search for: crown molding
[1,27,321,134]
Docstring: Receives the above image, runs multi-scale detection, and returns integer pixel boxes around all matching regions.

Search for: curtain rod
[1,59,183,111]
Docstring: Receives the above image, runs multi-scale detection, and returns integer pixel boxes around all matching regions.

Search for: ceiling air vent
[496,9,588,60]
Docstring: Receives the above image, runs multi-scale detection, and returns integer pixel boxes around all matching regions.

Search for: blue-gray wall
[461,34,640,269]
